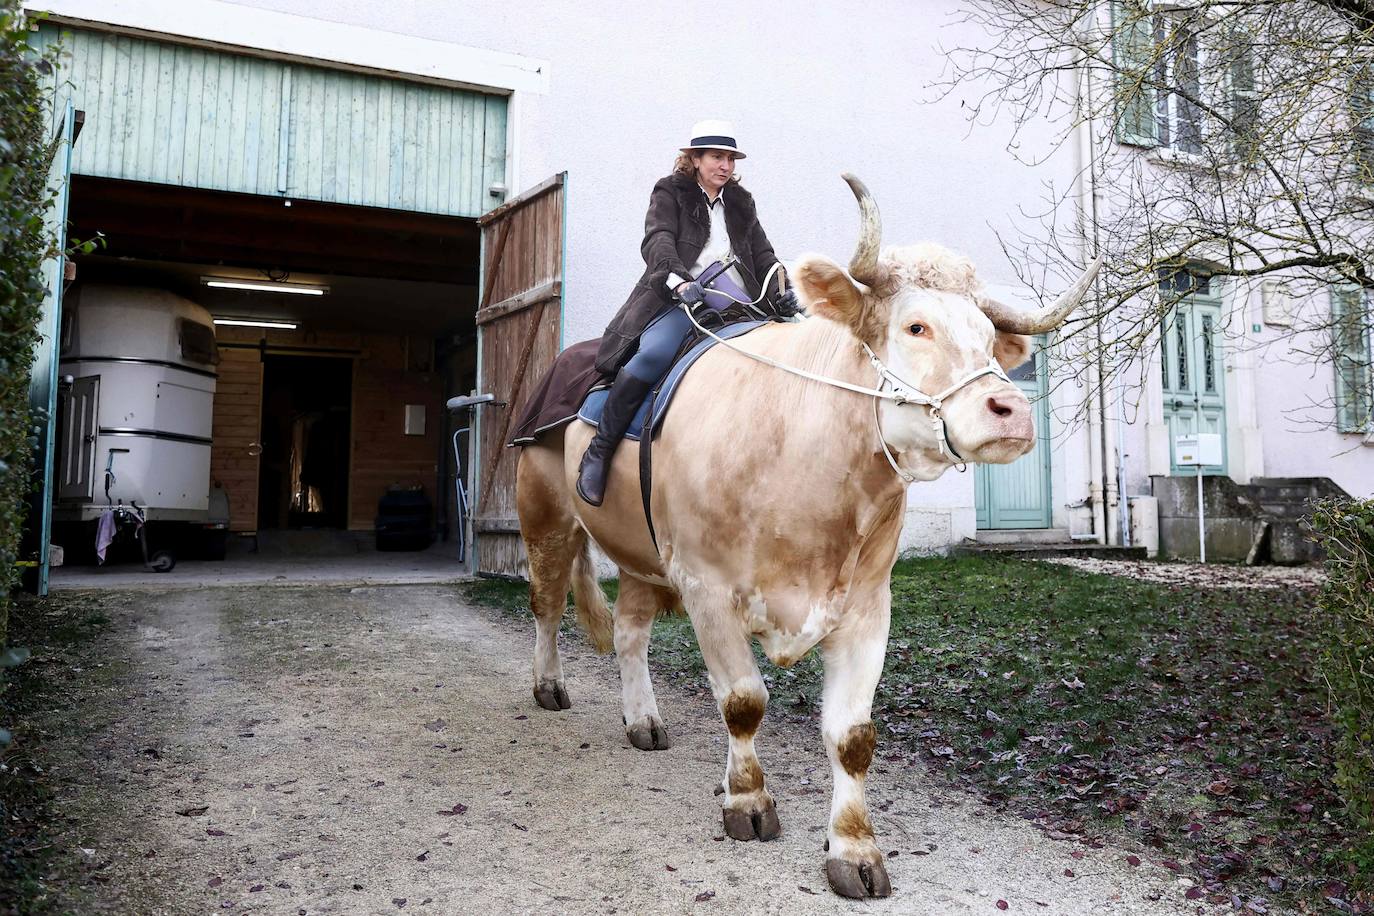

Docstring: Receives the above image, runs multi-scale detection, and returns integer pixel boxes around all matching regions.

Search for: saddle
[575,318,766,441]
[509,310,770,549]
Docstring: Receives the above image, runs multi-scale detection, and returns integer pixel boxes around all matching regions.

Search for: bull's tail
[569,535,614,654]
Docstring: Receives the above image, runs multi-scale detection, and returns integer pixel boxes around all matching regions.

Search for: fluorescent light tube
[201,277,328,296]
[213,318,299,330]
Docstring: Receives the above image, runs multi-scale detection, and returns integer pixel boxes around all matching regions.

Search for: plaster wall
[1247,292,1374,498]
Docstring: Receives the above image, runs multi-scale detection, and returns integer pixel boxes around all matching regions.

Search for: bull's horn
[977,254,1104,334]
[842,172,882,286]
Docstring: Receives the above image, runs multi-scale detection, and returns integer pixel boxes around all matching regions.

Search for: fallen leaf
[392,898,407,909]
[177,805,209,817]
[665,865,677,872]
[997,901,1009,910]
[207,876,223,888]
[436,804,467,816]
[416,850,429,862]
[512,822,528,831]
[694,890,715,902]
[798,885,819,894]
[249,885,264,892]
[206,829,227,837]
[423,719,447,732]
[1126,855,1141,867]
[1063,869,1075,877]
[1185,886,1204,900]
[276,852,301,861]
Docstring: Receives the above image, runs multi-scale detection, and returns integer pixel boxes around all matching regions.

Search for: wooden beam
[474,516,522,534]
[477,172,566,227]
[474,280,561,327]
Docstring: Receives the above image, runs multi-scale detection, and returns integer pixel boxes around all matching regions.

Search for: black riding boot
[576,369,655,507]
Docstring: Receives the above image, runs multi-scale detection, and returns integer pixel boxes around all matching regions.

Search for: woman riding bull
[577,119,799,506]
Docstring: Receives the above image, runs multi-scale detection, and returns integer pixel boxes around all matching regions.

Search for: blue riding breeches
[622,305,695,384]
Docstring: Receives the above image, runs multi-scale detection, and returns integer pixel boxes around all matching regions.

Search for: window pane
[1176,315,1189,390]
[1160,317,1170,388]
[1202,314,1216,392]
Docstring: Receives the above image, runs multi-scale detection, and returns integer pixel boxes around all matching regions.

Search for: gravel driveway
[28,583,1195,914]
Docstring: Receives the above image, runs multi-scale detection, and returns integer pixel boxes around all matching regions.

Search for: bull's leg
[615,577,675,750]
[819,610,892,898]
[517,447,580,712]
[689,608,781,842]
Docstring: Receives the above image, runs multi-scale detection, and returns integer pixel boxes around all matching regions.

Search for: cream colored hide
[513,176,1096,900]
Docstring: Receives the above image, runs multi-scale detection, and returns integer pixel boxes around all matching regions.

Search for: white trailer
[52,285,225,570]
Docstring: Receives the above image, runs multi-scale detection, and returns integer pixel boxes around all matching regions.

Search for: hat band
[689,135,737,148]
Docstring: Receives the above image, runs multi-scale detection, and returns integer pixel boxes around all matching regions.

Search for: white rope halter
[678,270,1012,483]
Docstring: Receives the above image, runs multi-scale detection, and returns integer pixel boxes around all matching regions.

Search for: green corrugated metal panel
[34,23,506,218]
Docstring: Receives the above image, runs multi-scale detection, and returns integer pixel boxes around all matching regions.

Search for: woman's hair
[672,150,741,183]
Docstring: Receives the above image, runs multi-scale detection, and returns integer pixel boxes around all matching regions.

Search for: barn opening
[56,175,481,560]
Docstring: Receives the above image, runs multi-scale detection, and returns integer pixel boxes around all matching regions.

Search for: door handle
[1171,399,1184,410]
[247,442,263,457]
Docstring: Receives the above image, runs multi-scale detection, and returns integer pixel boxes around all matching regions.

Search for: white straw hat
[681,119,746,158]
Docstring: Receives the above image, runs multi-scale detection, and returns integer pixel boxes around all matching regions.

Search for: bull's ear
[993,331,1033,372]
[794,255,865,329]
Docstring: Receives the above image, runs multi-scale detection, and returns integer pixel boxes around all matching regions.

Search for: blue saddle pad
[577,320,766,441]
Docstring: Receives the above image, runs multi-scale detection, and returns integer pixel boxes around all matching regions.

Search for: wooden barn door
[473,173,566,578]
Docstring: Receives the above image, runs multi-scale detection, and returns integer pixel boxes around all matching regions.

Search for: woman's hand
[675,281,706,306]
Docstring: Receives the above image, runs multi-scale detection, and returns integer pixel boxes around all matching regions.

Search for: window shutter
[1332,286,1372,433]
[1353,72,1374,186]
[1228,41,1259,161]
[1112,1,1159,147]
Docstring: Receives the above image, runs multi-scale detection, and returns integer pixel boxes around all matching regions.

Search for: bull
[513,175,1097,898]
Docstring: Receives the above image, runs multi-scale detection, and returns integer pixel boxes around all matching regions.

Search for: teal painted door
[26,100,76,595]
[976,345,1052,529]
[1161,289,1227,475]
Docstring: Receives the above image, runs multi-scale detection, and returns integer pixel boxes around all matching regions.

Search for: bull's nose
[986,393,1034,440]
[986,395,1017,418]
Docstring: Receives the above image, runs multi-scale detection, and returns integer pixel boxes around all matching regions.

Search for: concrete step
[1254,501,1315,519]
[952,542,1149,561]
[1247,486,1320,503]
[974,528,1072,545]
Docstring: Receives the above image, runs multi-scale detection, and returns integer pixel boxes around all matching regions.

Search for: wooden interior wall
[474,175,565,579]
[210,326,442,533]
[209,348,263,532]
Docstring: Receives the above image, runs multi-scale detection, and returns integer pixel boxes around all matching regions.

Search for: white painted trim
[23,0,549,95]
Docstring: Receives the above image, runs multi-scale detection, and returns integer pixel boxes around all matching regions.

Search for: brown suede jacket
[593,172,782,375]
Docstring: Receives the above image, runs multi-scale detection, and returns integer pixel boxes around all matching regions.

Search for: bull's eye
[908,323,926,337]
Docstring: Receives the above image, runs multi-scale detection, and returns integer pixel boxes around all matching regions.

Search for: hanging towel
[95,509,116,564]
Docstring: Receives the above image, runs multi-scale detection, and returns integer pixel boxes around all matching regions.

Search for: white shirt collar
[697,182,726,209]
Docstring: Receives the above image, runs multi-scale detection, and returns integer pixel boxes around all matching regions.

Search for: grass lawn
[464,556,1367,913]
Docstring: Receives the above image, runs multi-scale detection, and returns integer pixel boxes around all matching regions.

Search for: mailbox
[1175,433,1222,467]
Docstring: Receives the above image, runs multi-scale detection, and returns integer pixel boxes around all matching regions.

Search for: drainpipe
[1076,7,1110,545]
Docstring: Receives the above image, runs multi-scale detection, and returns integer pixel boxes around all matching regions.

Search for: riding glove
[772,289,802,319]
[676,281,707,306]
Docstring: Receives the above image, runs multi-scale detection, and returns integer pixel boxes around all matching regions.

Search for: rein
[679,270,1011,482]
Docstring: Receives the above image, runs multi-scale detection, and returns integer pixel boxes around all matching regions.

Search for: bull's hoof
[626,716,671,750]
[825,857,892,899]
[533,680,571,711]
[721,796,781,842]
